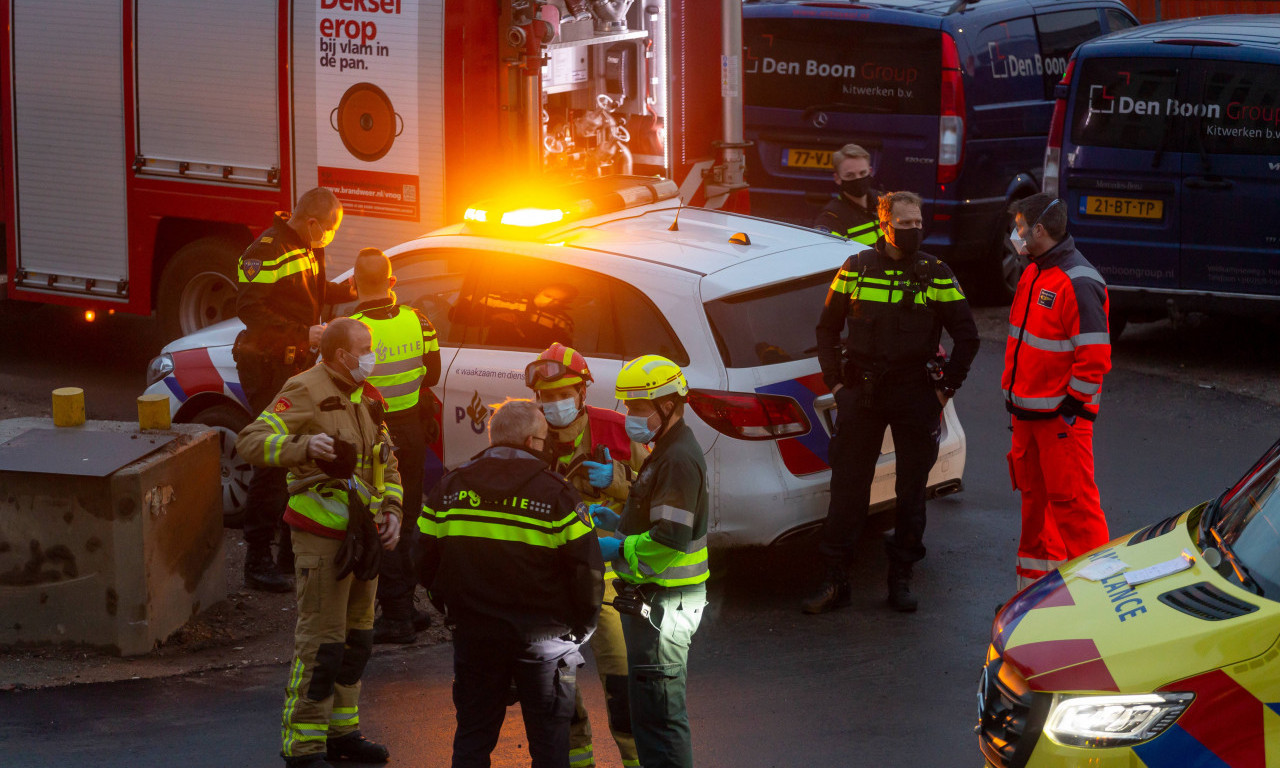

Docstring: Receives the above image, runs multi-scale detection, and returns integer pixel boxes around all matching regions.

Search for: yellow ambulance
[978,439,1280,767]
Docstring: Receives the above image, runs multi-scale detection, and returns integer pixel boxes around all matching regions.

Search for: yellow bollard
[52,387,86,427]
[137,393,172,430]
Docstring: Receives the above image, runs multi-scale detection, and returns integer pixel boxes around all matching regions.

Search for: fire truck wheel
[192,402,253,529]
[158,237,241,340]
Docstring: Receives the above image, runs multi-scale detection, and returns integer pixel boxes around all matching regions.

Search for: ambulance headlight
[1044,692,1194,747]
[146,353,175,386]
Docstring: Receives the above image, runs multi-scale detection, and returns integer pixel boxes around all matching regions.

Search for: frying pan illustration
[330,82,403,162]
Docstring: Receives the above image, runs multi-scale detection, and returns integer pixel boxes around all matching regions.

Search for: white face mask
[1009,226,1030,257]
[350,351,376,383]
[542,398,579,428]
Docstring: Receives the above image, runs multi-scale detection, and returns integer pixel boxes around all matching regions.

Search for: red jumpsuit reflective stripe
[1003,236,1111,589]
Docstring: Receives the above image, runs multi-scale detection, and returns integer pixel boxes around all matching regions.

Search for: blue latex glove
[590,504,621,532]
[599,535,623,562]
[582,447,613,490]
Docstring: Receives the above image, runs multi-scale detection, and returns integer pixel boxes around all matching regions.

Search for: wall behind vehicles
[1122,0,1278,22]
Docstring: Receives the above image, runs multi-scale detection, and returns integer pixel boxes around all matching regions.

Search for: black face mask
[890,225,923,256]
[838,176,872,199]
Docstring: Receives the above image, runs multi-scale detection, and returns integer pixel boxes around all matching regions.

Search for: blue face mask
[625,414,658,444]
[542,398,579,429]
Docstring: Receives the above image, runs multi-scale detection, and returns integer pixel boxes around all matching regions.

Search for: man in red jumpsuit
[1002,193,1112,590]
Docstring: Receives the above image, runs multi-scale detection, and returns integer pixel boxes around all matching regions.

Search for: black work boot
[887,561,918,613]
[245,546,291,593]
[801,565,851,614]
[372,616,416,644]
[411,606,433,632]
[326,731,390,763]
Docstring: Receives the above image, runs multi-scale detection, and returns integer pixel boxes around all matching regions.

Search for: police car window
[975,18,1043,105]
[1035,10,1102,100]
[382,249,475,344]
[1191,62,1280,157]
[704,271,833,369]
[1071,58,1185,152]
[611,279,690,366]
[460,255,618,356]
[1104,9,1137,32]
[743,18,941,115]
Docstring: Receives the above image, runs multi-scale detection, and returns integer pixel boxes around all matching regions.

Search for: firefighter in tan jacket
[237,318,403,768]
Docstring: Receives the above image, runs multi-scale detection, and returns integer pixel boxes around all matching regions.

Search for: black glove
[1059,395,1089,418]
[334,479,381,581]
[315,435,357,479]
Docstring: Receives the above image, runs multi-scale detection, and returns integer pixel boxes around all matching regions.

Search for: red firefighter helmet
[525,343,593,390]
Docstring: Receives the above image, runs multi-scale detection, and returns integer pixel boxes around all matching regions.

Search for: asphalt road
[2,324,1276,768]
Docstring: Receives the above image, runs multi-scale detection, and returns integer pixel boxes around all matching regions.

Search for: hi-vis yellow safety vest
[351,306,431,413]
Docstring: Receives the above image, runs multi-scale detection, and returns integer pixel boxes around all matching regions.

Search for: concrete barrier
[0,418,224,656]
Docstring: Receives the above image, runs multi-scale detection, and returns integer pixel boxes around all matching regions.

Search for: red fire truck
[0,0,747,338]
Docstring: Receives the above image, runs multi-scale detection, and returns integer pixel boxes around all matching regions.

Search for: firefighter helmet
[525,343,593,390]
[615,355,689,401]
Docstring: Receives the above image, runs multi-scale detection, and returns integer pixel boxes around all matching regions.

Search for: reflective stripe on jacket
[616,422,710,588]
[417,445,604,641]
[1002,235,1112,419]
[816,242,980,391]
[235,365,402,538]
[814,193,883,246]
[350,302,440,413]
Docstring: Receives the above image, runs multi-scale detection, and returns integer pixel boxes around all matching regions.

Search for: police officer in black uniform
[804,190,980,614]
[234,187,354,592]
[417,398,604,768]
[814,143,884,247]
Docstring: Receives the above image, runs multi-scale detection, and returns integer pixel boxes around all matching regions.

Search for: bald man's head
[354,247,393,301]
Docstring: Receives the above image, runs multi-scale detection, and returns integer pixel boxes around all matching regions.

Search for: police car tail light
[462,176,679,238]
[1043,58,1075,199]
[687,389,810,441]
[1044,692,1194,748]
[937,33,965,185]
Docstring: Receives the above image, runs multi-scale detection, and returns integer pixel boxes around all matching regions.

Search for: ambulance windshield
[1208,441,1280,599]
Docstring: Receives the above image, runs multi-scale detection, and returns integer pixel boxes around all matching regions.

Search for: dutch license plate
[1081,195,1163,220]
[784,149,832,170]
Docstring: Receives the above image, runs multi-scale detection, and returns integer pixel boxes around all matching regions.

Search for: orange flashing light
[84,310,96,322]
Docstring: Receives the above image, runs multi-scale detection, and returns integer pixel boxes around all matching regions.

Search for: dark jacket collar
[1032,235,1077,270]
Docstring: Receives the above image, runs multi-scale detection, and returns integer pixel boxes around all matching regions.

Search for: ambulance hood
[992,504,1279,693]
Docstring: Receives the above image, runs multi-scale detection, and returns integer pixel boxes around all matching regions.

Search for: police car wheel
[192,403,253,529]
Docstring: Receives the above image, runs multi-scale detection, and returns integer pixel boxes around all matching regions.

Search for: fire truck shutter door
[135,0,279,185]
[12,0,128,295]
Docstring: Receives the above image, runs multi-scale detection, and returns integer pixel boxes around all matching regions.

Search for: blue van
[742,0,1137,301]
[1045,15,1280,332]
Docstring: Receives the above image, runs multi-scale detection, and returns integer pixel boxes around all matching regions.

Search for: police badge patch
[1037,288,1057,309]
[242,258,262,281]
[575,502,594,527]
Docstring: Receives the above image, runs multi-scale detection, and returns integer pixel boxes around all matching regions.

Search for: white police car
[144,176,967,542]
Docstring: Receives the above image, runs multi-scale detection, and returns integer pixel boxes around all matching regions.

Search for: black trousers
[238,354,301,551]
[376,406,426,620]
[451,618,582,768]
[818,374,943,568]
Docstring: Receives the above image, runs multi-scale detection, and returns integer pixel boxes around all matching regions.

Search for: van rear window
[704,271,833,369]
[743,19,941,115]
[1195,62,1280,156]
[1072,57,1280,156]
[1070,58,1183,151]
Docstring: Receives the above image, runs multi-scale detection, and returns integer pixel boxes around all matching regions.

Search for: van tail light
[687,389,811,441]
[1042,57,1076,198]
[938,32,965,185]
